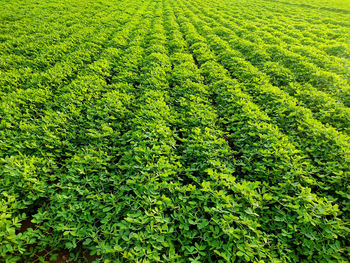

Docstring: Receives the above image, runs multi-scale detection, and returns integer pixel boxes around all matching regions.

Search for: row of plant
[0,0,130,88]
[276,0,350,11]
[220,2,350,82]
[2,0,349,262]
[0,0,144,161]
[212,0,350,60]
[164,4,271,261]
[207,0,350,77]
[170,1,349,261]
[0,0,85,56]
[249,0,350,29]
[184,0,350,134]
[85,4,185,261]
[177,0,350,208]
[28,1,172,261]
[188,0,350,105]
[0,0,153,260]
[0,1,138,95]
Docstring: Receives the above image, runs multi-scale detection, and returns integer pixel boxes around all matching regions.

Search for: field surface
[1,0,349,262]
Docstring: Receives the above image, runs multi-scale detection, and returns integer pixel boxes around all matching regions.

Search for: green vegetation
[1,0,349,262]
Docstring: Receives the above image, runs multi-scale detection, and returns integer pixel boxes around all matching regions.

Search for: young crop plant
[1,0,349,262]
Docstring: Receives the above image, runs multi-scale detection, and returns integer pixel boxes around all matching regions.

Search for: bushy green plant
[1,0,349,262]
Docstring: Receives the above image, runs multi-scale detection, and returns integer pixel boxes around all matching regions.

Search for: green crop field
[1,0,349,262]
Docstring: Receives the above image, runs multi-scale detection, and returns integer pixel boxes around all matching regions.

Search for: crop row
[0,0,152,260]
[1,0,349,262]
[187,0,350,106]
[172,0,349,261]
[185,0,350,135]
[207,0,350,77]
[198,0,350,85]
[0,0,139,95]
[213,0,350,59]
[177,0,350,203]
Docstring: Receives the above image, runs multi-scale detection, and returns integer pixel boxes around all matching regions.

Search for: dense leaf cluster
[1,0,349,262]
